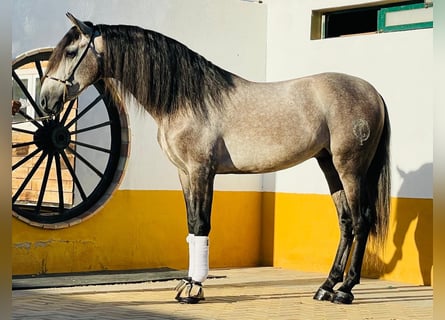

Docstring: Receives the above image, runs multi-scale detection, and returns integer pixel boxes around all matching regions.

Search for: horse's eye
[65,49,77,59]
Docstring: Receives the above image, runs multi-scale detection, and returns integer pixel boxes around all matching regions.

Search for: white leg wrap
[186,234,195,278]
[192,236,209,283]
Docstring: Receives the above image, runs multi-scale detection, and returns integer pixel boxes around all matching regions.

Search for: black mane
[96,24,235,118]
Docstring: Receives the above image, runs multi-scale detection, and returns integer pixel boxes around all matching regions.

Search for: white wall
[264,0,433,198]
[12,0,433,198]
[12,0,268,192]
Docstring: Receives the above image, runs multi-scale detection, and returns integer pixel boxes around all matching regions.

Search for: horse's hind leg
[330,158,373,304]
[313,155,354,302]
[322,151,375,303]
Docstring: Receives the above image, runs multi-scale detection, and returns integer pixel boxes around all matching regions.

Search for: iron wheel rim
[12,48,129,228]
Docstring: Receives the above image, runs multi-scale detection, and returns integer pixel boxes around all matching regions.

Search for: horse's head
[40,13,104,116]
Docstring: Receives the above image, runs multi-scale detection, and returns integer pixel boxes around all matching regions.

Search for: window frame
[377,3,433,33]
[311,1,433,40]
[12,68,41,130]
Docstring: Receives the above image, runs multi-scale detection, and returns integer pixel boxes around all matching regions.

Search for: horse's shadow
[364,162,433,285]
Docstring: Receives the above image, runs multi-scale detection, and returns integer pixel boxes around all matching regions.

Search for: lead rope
[12,114,53,125]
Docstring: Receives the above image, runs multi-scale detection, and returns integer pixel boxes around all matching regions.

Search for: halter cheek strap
[43,28,102,101]
[44,77,73,103]
[44,77,73,86]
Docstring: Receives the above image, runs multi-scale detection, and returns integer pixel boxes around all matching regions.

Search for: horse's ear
[66,12,93,36]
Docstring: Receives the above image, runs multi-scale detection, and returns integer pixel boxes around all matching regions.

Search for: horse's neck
[102,29,239,120]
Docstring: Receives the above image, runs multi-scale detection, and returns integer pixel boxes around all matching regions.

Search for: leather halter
[43,28,102,100]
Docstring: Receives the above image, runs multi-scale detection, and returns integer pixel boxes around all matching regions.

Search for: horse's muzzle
[40,95,63,116]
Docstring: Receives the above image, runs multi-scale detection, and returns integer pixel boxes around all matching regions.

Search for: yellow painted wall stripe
[271,193,432,285]
[12,191,432,286]
[12,190,262,275]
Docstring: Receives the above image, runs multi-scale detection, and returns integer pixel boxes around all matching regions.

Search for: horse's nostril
[40,97,46,109]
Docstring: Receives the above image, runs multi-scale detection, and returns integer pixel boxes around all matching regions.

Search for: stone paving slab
[12,267,433,320]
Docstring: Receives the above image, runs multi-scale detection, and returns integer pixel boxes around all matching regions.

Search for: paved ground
[12,267,432,320]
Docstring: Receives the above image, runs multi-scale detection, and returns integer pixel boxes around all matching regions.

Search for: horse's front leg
[175,167,215,304]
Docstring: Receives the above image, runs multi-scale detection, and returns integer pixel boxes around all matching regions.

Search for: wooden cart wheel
[12,48,129,228]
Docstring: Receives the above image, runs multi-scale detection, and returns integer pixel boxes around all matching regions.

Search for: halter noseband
[43,27,102,99]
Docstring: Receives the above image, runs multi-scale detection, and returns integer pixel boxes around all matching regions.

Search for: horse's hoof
[174,277,192,292]
[174,279,205,304]
[176,295,205,304]
[332,290,354,304]
[313,287,335,301]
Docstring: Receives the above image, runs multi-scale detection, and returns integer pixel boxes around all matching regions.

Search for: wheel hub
[34,121,71,152]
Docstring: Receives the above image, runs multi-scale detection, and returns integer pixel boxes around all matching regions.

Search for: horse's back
[215,72,385,174]
[294,72,384,116]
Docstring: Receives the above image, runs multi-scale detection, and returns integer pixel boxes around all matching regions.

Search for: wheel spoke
[12,151,47,203]
[12,147,42,171]
[12,127,36,135]
[17,109,43,129]
[65,94,104,129]
[12,141,35,149]
[35,60,44,79]
[12,70,44,118]
[71,140,111,154]
[60,150,87,201]
[35,153,54,214]
[60,99,76,125]
[67,145,104,178]
[70,120,111,135]
[54,153,65,212]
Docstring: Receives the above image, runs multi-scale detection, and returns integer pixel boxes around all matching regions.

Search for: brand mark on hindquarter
[353,119,370,146]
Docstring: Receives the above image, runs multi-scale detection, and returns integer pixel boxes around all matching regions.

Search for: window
[12,69,40,125]
[311,0,433,40]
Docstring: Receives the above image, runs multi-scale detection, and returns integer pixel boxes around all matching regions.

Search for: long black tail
[367,97,391,250]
